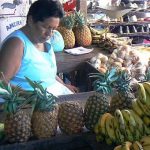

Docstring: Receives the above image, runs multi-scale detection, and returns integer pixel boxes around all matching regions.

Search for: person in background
[0,0,78,96]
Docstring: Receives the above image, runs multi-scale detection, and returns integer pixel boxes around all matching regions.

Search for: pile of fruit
[58,11,92,48]
[95,82,150,147]
[90,45,150,82]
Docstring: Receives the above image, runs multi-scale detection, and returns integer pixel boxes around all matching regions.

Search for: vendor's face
[29,17,60,43]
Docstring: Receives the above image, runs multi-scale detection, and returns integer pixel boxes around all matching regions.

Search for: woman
[0,0,78,96]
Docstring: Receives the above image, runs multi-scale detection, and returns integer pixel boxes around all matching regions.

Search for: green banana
[105,115,116,142]
[115,128,125,144]
[143,116,150,126]
[143,125,150,135]
[143,82,150,105]
[114,109,126,133]
[129,110,144,135]
[137,83,146,104]
[121,109,136,133]
[96,134,104,142]
[132,100,144,117]
[124,126,134,142]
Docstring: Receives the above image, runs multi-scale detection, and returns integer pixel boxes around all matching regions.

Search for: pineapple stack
[26,77,58,139]
[84,68,118,131]
[73,11,92,47]
[58,101,84,135]
[0,82,32,143]
[57,13,75,49]
[110,70,136,113]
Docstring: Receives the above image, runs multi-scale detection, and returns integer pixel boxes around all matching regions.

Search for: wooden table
[55,47,107,73]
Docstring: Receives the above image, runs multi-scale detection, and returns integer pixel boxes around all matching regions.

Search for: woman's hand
[65,84,79,93]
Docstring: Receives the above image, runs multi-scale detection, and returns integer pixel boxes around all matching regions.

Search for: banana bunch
[95,109,145,145]
[114,136,150,150]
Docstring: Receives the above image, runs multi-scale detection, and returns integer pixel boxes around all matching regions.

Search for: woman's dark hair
[27,0,64,22]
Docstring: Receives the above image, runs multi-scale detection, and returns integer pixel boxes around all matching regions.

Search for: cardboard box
[0,16,26,44]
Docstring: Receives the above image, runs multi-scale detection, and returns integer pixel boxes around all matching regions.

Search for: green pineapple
[57,13,75,48]
[58,101,84,135]
[84,68,118,131]
[110,70,136,113]
[0,82,32,143]
[26,77,58,139]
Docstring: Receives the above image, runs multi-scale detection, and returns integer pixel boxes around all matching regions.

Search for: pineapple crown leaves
[25,77,57,111]
[74,11,85,27]
[0,81,33,114]
[60,13,75,30]
[89,68,118,94]
[113,70,132,93]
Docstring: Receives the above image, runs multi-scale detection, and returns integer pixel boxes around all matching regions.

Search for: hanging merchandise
[63,0,76,12]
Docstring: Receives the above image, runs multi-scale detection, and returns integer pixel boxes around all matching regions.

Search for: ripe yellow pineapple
[110,70,136,113]
[26,77,58,139]
[58,101,84,135]
[57,13,75,49]
[73,11,92,47]
[84,68,118,131]
[0,82,32,143]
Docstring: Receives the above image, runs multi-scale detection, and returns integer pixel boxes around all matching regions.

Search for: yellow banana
[121,141,132,150]
[114,145,122,150]
[105,115,116,142]
[112,117,119,130]
[100,113,112,135]
[132,141,143,150]
[132,100,144,117]
[121,109,136,133]
[140,136,150,147]
[129,110,144,135]
[143,116,150,126]
[137,83,146,104]
[137,100,150,117]
[143,82,150,105]
[114,109,126,133]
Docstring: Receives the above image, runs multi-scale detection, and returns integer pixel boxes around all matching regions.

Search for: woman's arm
[0,38,24,83]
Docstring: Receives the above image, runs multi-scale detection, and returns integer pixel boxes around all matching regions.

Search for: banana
[143,125,150,135]
[137,100,150,117]
[132,141,144,150]
[89,26,107,35]
[121,109,136,133]
[140,136,150,147]
[112,117,119,130]
[105,137,113,145]
[134,129,142,141]
[115,128,125,144]
[143,116,150,126]
[124,126,134,142]
[100,113,112,135]
[114,145,122,150]
[137,83,146,104]
[121,141,132,150]
[129,110,144,135]
[114,109,126,133]
[105,115,116,142]
[143,82,150,105]
[94,123,100,134]
[132,100,144,117]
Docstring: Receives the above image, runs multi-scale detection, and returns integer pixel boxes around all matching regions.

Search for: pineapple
[26,77,58,139]
[0,82,32,143]
[58,101,84,135]
[110,70,136,113]
[57,13,75,49]
[84,68,118,131]
[73,11,92,47]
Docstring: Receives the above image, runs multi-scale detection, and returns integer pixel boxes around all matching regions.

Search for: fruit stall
[0,0,150,150]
